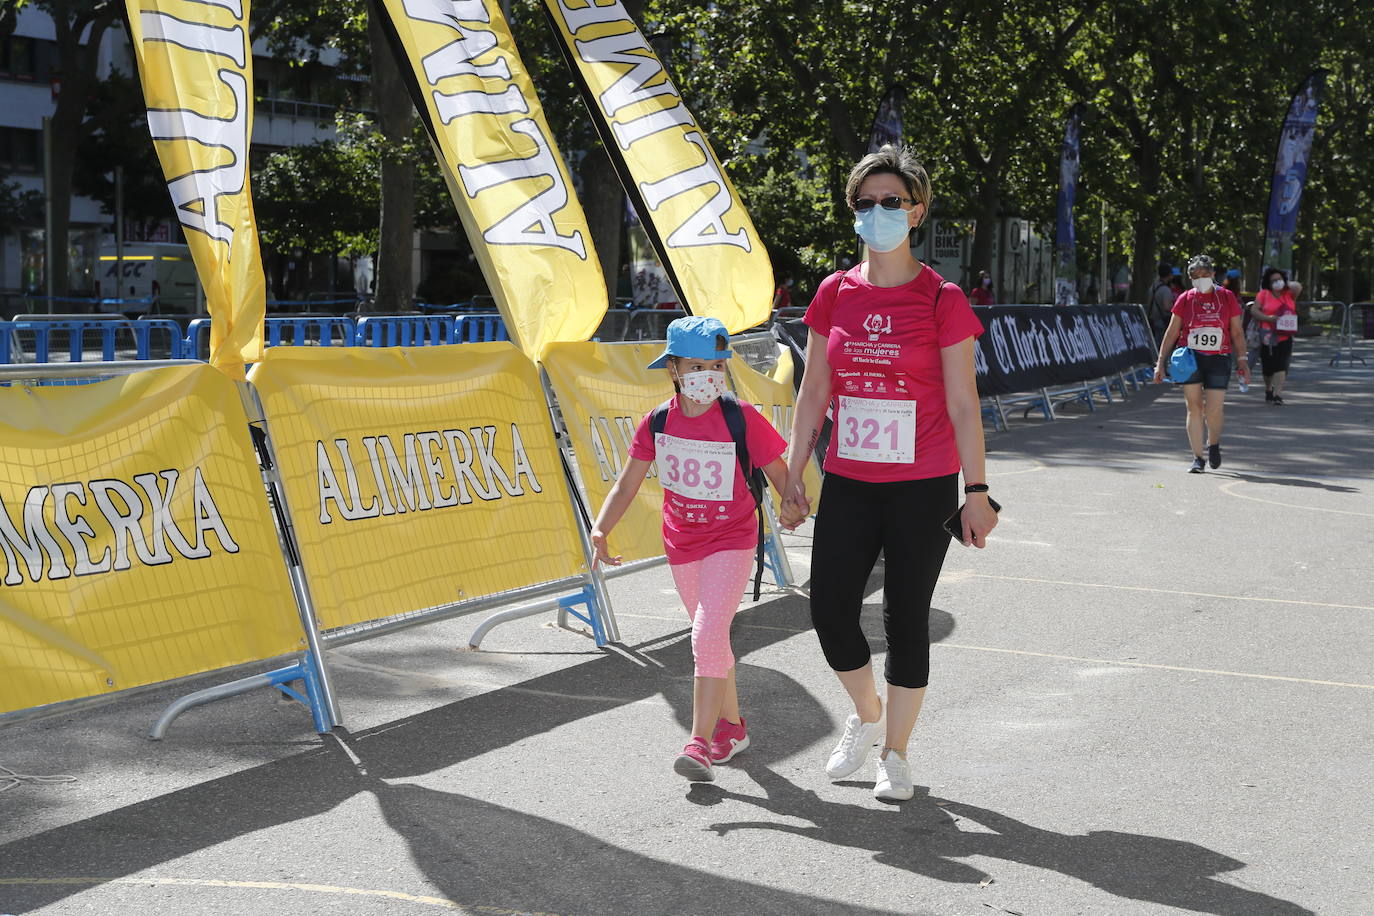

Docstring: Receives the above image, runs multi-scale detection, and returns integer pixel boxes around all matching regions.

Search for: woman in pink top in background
[780,145,997,802]
[591,316,788,784]
[1250,266,1302,405]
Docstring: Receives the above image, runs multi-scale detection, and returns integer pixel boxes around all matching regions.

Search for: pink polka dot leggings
[669,548,756,678]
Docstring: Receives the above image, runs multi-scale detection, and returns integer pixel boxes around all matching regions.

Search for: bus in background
[97,243,200,316]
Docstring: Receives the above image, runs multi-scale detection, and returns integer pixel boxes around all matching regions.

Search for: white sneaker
[874,750,914,801]
[825,713,883,778]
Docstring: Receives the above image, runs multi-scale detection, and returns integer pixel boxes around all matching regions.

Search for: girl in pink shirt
[591,316,788,783]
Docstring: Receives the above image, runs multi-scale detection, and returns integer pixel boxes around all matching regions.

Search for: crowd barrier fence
[977,303,1156,424]
[1331,302,1371,367]
[246,344,619,660]
[0,360,338,739]
[0,316,185,364]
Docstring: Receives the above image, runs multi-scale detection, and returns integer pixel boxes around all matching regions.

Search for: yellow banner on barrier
[729,350,822,515]
[542,0,772,334]
[374,0,607,360]
[249,345,585,631]
[126,0,266,379]
[0,366,302,716]
[542,341,673,565]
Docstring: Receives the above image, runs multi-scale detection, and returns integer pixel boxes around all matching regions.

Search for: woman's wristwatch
[964,483,990,494]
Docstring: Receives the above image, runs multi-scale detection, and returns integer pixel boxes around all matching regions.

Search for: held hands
[1237,361,1251,383]
[590,528,621,567]
[960,494,998,549]
[779,478,811,530]
[1153,364,1166,384]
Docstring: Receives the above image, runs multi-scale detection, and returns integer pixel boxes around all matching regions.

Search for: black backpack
[650,392,767,601]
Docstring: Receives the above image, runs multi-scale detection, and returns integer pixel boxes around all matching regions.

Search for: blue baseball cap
[1226,268,1241,279]
[647,315,732,369]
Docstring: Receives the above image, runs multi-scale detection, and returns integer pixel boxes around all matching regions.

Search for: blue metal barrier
[7,313,509,363]
[184,316,358,360]
[357,314,457,347]
[455,314,509,342]
[266,316,357,348]
[0,317,186,363]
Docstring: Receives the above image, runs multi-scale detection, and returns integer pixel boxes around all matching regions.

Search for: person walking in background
[1222,268,1245,302]
[772,272,794,311]
[590,316,788,784]
[780,145,997,802]
[969,270,995,305]
[1152,255,1250,472]
[1251,267,1301,405]
[1168,270,1187,303]
[1148,263,1174,343]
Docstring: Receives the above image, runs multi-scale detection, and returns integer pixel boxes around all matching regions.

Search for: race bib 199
[655,433,735,501]
[1187,327,1224,352]
[1277,313,1298,333]
[836,395,916,464]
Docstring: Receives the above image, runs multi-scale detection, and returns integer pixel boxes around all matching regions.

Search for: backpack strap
[719,392,766,602]
[649,398,673,438]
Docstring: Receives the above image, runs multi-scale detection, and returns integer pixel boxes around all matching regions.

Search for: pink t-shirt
[1172,287,1241,355]
[805,264,983,483]
[629,397,786,564]
[1254,289,1297,342]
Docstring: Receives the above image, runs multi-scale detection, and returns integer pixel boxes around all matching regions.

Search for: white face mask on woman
[1271,279,1286,292]
[1192,277,1215,293]
[678,369,728,405]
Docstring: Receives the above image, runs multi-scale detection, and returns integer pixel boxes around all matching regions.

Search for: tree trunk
[368,11,415,314]
[580,145,622,307]
[968,176,1000,293]
[1130,214,1157,308]
[1129,142,1163,303]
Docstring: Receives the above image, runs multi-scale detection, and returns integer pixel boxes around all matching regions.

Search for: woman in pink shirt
[1250,267,1302,404]
[780,145,997,801]
[1152,255,1250,472]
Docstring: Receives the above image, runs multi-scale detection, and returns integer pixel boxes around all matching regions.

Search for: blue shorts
[1178,352,1231,390]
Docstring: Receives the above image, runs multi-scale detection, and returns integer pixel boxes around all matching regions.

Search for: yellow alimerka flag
[249,344,587,631]
[126,0,266,379]
[0,365,302,716]
[542,0,772,334]
[374,0,608,360]
[542,341,674,565]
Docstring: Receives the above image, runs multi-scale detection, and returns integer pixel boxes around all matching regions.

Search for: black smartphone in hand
[943,496,1002,542]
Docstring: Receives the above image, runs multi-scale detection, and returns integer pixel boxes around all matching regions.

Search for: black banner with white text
[972,304,1154,396]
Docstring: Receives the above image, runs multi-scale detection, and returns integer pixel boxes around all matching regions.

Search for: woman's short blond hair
[844,145,932,226]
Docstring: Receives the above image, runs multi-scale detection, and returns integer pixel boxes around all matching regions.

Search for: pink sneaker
[709,717,750,763]
[673,736,714,781]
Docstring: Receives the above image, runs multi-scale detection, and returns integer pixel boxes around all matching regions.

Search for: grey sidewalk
[1,341,1371,916]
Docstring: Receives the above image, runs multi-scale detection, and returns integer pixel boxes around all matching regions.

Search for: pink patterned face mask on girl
[679,369,729,405]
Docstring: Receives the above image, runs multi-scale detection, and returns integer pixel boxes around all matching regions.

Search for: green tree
[256,0,416,312]
[0,0,122,296]
[253,135,379,257]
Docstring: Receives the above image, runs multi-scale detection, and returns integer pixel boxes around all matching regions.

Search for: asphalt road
[2,340,1371,916]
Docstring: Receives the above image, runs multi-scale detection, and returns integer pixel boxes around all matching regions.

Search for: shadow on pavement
[690,765,1313,916]
[0,590,1309,916]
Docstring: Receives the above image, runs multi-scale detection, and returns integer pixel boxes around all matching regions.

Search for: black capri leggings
[1260,337,1293,376]
[810,471,957,689]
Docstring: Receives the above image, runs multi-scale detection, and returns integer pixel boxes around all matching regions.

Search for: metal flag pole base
[149,652,331,740]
